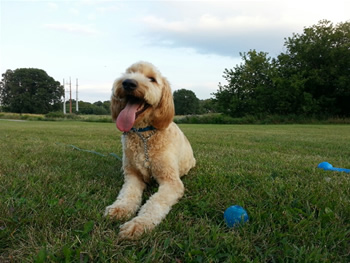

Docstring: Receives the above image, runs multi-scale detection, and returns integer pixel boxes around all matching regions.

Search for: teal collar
[131,126,156,133]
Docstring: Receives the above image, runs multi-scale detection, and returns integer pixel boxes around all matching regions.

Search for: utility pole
[63,77,78,114]
[69,77,72,114]
[63,78,66,114]
[76,78,79,112]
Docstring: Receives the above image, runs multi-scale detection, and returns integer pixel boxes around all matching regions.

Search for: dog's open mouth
[116,96,150,132]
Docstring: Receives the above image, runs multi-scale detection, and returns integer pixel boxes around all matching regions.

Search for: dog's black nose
[122,79,138,91]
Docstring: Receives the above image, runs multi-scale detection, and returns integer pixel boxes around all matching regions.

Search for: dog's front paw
[118,217,154,240]
[104,204,134,220]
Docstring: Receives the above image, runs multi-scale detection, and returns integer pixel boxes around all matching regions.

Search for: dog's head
[111,61,175,132]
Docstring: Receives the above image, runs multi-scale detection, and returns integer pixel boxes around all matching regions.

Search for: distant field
[1,120,350,262]
[0,112,112,122]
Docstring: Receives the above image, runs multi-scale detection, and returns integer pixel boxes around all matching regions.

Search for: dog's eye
[148,77,156,83]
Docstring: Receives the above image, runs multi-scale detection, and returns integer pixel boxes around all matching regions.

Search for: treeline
[68,96,215,116]
[66,100,111,115]
[213,20,350,118]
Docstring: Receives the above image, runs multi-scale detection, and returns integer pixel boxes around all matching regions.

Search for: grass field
[1,120,350,262]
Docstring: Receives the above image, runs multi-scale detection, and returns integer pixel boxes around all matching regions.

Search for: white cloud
[140,14,289,57]
[44,23,99,35]
[138,0,349,57]
[69,8,80,16]
[47,2,58,10]
[142,14,290,35]
[87,13,97,20]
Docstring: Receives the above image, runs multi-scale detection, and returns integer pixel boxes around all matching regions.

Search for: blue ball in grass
[224,205,249,228]
[318,162,333,170]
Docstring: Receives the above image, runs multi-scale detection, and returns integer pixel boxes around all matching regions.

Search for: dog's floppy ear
[110,80,125,121]
[152,78,175,130]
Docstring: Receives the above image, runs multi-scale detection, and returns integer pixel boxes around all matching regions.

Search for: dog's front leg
[104,171,146,220]
[118,177,184,239]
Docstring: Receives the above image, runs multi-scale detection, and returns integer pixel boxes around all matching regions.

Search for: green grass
[1,120,350,262]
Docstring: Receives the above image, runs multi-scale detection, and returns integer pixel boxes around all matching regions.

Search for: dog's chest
[122,133,154,180]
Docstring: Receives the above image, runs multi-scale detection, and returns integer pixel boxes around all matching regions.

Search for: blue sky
[1,0,349,102]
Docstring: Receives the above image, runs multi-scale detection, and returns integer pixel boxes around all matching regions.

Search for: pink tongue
[116,101,141,132]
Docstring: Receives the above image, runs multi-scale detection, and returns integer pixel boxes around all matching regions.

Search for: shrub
[45,111,66,118]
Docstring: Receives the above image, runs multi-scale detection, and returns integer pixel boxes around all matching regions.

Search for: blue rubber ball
[318,162,333,170]
[224,205,249,228]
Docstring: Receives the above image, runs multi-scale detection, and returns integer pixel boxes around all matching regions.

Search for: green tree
[199,98,217,114]
[94,100,110,114]
[75,100,110,115]
[0,68,63,114]
[173,89,200,115]
[278,20,350,116]
[214,20,350,117]
[271,54,308,115]
[102,100,111,114]
[214,50,275,117]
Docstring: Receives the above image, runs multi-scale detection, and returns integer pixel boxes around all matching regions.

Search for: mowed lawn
[1,120,350,262]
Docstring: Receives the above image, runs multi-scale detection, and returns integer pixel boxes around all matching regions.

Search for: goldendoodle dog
[104,61,196,239]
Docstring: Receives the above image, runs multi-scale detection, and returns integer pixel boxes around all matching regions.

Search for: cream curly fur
[104,61,196,239]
